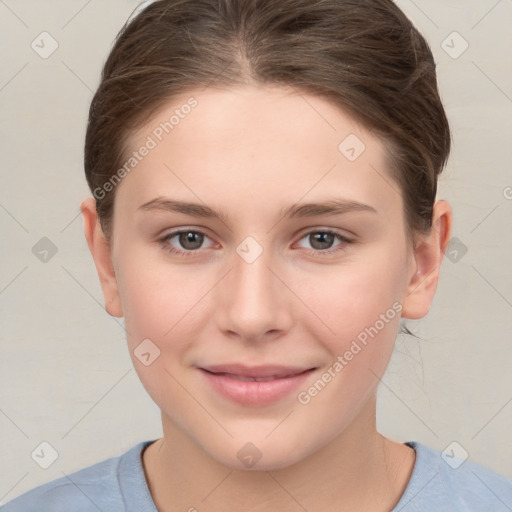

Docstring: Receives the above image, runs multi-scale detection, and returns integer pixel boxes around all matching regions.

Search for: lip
[198,364,317,406]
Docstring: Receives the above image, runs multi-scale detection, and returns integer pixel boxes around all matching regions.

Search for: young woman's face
[108,85,419,469]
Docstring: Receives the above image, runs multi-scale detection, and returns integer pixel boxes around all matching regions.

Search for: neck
[142,395,415,512]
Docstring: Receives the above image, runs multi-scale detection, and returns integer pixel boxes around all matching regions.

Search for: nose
[215,240,294,343]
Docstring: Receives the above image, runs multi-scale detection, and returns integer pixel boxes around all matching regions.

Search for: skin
[82,85,452,511]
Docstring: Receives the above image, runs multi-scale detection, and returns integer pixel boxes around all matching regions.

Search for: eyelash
[157,228,353,258]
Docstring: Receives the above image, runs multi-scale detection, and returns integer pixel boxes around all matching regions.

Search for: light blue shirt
[2,440,512,511]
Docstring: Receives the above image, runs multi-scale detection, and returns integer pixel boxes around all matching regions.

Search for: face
[98,85,421,470]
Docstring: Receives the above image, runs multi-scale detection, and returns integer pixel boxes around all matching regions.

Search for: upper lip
[199,364,315,379]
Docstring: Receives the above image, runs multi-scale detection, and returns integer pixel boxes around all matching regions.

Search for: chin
[203,436,317,472]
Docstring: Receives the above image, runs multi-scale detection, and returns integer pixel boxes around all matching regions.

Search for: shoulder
[394,441,512,511]
[1,441,155,512]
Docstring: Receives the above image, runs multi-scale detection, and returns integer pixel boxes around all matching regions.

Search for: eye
[158,229,214,257]
[295,229,353,255]
[157,228,353,258]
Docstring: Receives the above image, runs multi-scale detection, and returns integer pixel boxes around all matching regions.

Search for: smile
[198,365,317,406]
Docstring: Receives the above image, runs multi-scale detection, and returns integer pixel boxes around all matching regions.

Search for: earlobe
[401,200,452,320]
[80,198,123,318]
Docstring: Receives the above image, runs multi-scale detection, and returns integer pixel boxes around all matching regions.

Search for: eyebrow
[137,196,377,222]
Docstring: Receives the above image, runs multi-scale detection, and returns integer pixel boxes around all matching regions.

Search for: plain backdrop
[1,0,511,504]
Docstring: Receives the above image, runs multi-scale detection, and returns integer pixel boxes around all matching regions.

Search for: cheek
[114,253,204,411]
[300,254,405,340]
[115,245,206,339]
[293,266,404,425]
[294,255,407,405]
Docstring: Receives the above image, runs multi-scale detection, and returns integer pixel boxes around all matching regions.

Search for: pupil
[312,232,333,250]
[180,232,202,249]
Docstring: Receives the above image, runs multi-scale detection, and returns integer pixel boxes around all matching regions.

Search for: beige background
[1,0,511,504]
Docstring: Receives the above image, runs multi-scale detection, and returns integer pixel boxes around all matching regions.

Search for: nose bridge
[218,235,291,339]
[236,240,274,300]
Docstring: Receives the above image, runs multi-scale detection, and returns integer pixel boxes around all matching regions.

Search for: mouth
[201,364,315,379]
[204,373,300,382]
[197,364,317,406]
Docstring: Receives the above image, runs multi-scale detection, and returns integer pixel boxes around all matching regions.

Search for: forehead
[116,85,400,223]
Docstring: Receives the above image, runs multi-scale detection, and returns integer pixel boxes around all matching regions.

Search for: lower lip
[199,368,315,406]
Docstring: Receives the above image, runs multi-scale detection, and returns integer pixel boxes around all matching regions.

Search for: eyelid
[294,225,356,241]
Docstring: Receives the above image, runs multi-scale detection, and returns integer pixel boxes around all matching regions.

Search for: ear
[401,200,452,319]
[81,197,123,318]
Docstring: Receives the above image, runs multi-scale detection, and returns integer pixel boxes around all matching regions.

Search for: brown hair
[84,0,451,244]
